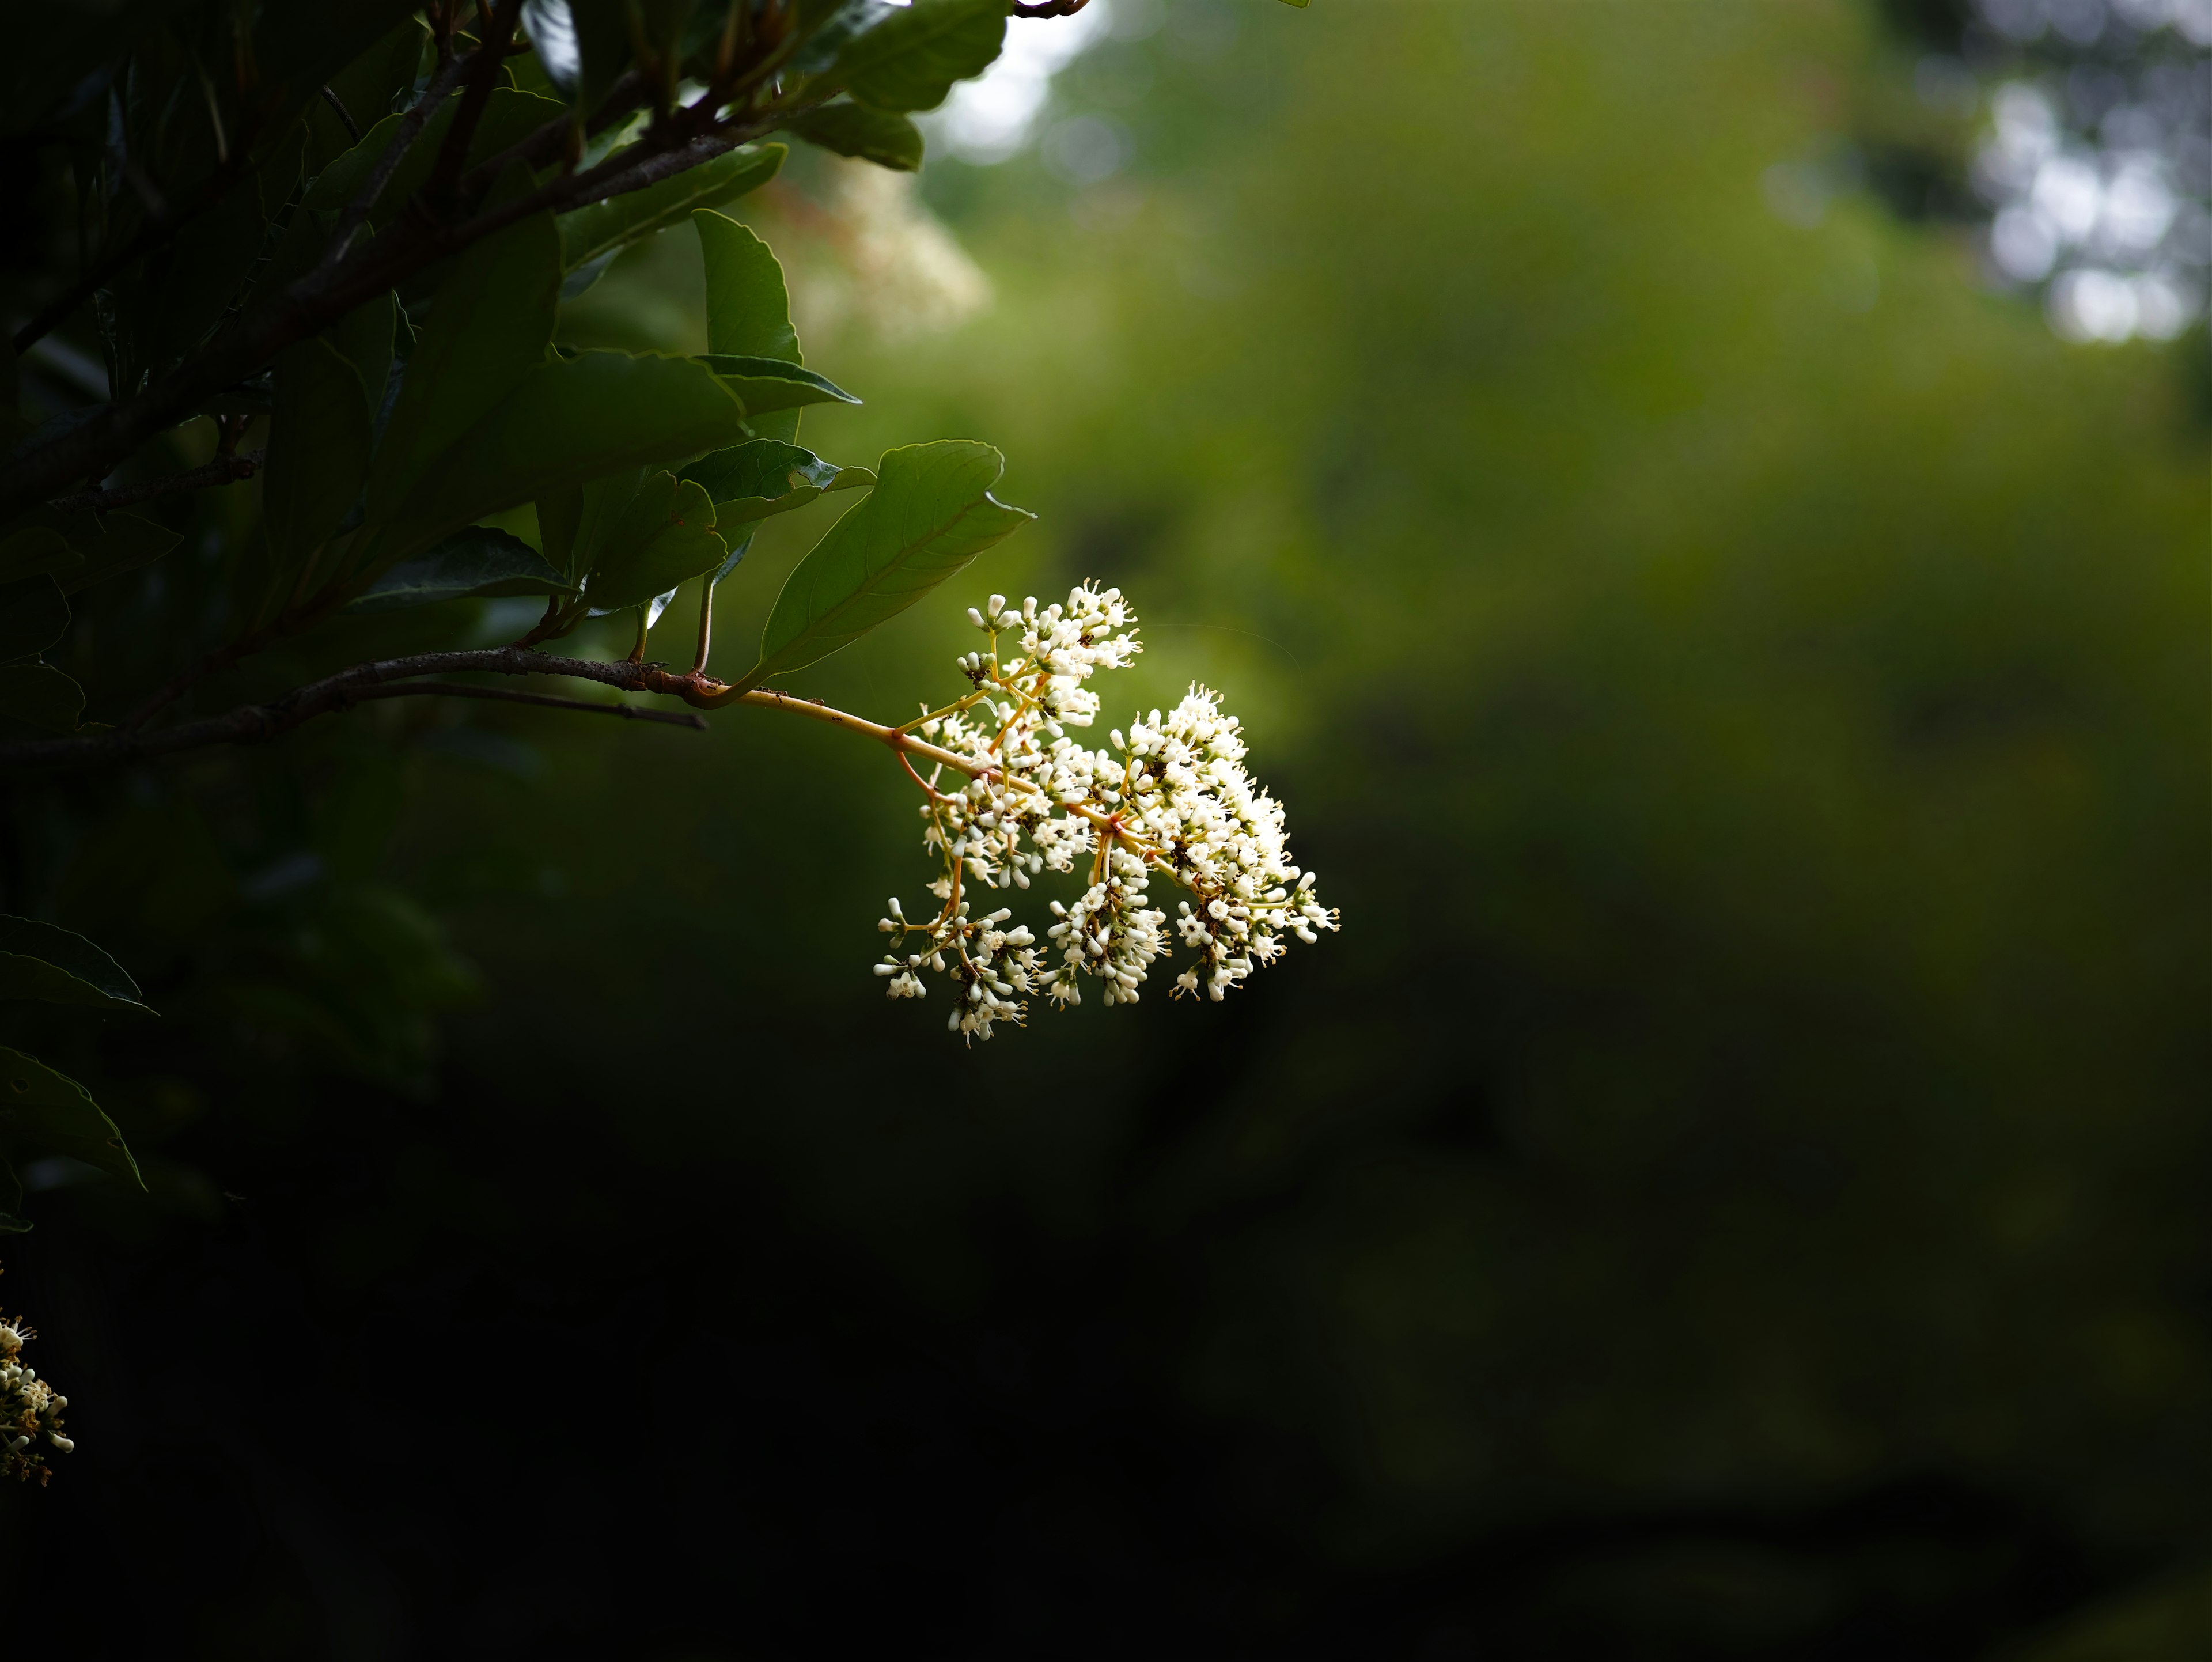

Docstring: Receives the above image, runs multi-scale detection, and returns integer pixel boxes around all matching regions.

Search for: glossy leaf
[782,100,924,171]
[696,210,803,443]
[831,0,1006,113]
[0,665,84,733]
[739,440,1033,688]
[559,145,786,277]
[695,356,860,417]
[365,195,560,525]
[710,530,755,587]
[583,473,727,611]
[0,529,79,586]
[0,1048,145,1191]
[355,351,750,574]
[681,440,873,523]
[0,578,69,664]
[266,335,375,564]
[346,525,575,612]
[0,916,150,1014]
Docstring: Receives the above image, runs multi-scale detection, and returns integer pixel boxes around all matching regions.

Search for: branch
[319,46,478,275]
[351,682,706,725]
[46,449,262,514]
[422,0,523,215]
[0,650,714,770]
[0,650,983,774]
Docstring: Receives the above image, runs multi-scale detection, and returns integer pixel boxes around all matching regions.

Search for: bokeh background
[18,0,2212,1653]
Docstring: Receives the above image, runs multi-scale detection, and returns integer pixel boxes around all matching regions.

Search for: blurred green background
[20,0,2212,1654]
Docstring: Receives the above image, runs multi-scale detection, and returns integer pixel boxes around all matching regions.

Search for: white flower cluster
[873,584,1339,1041]
[0,1313,71,1485]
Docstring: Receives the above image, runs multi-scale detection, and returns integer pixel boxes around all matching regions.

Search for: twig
[1011,0,1092,15]
[350,682,705,725]
[0,649,979,773]
[319,86,362,143]
[47,449,263,513]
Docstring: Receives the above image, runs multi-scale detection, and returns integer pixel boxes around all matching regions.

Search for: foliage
[0,0,1312,1212]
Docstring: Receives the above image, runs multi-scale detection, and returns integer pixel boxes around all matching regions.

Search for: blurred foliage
[11,0,2212,1657]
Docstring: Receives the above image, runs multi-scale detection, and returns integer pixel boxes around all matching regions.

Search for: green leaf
[740,439,1033,688]
[0,916,150,1014]
[583,473,728,611]
[681,440,873,523]
[830,0,1007,113]
[567,0,698,113]
[306,89,568,224]
[346,525,575,612]
[0,1048,144,1191]
[559,145,786,277]
[696,210,803,443]
[782,100,924,171]
[0,529,79,586]
[0,665,84,733]
[365,193,560,526]
[0,578,68,664]
[354,351,751,574]
[537,484,589,584]
[0,1163,29,1234]
[40,510,179,596]
[266,335,376,565]
[329,290,399,415]
[695,356,860,417]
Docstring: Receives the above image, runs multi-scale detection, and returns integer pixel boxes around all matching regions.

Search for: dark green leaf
[0,530,79,587]
[830,0,1006,113]
[0,578,69,664]
[583,473,728,611]
[0,1162,29,1233]
[354,351,750,574]
[0,916,150,1014]
[568,0,699,114]
[696,210,803,442]
[266,335,375,564]
[538,484,589,584]
[559,145,786,277]
[0,665,84,733]
[695,356,861,416]
[0,1048,144,1190]
[738,439,1033,688]
[711,530,755,587]
[329,290,399,416]
[364,192,560,525]
[782,100,923,171]
[51,510,180,596]
[258,0,428,125]
[346,525,575,612]
[681,439,873,522]
[306,89,568,225]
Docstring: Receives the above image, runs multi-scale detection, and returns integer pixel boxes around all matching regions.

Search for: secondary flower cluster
[0,1310,71,1485]
[874,584,1338,1040]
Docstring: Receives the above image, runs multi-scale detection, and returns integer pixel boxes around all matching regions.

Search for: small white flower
[868,584,1339,1040]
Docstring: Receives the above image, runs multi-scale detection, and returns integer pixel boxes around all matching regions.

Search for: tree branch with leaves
[0,0,1324,1410]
